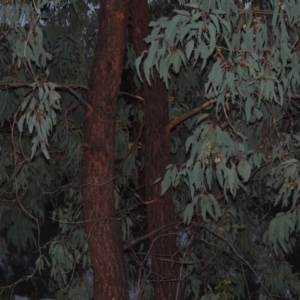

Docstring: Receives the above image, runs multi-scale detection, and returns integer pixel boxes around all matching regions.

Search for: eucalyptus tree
[2,0,300,299]
[128,0,183,298]
[81,0,129,298]
[0,0,179,299]
[137,0,300,298]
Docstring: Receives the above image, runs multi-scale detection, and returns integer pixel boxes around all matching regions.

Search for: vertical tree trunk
[129,2,183,299]
[82,1,129,299]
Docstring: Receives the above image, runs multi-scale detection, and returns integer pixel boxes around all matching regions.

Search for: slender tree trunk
[129,2,183,299]
[82,0,129,299]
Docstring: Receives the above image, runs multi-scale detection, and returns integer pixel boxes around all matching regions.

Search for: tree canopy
[1,0,300,299]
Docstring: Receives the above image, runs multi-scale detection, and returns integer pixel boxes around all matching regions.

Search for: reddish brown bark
[129,2,183,299]
[82,0,129,299]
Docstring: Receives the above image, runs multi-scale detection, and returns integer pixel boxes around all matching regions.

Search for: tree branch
[0,82,88,90]
[124,221,180,250]
[166,98,216,132]
[0,82,92,110]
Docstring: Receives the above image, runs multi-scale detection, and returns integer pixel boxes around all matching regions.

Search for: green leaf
[173,9,190,17]
[17,114,26,132]
[41,142,50,159]
[135,50,147,82]
[165,14,181,43]
[185,40,194,60]
[186,135,195,153]
[208,22,216,56]
[216,163,224,187]
[245,97,254,123]
[237,160,252,182]
[161,168,172,195]
[197,113,209,124]
[205,167,212,190]
[220,19,231,33]
[183,203,194,224]
[172,51,182,73]
[254,108,263,120]
[143,56,153,85]
[208,193,221,220]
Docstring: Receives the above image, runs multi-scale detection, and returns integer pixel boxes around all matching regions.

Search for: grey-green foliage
[0,0,97,298]
[3,0,300,299]
[138,0,300,298]
[0,0,145,298]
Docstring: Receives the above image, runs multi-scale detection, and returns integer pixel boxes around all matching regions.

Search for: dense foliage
[1,0,300,299]
[0,1,95,298]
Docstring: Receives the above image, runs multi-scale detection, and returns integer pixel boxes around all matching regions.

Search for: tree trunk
[129,2,183,299]
[82,0,129,299]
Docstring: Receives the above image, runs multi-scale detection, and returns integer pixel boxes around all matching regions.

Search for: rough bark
[129,2,183,299]
[82,1,129,299]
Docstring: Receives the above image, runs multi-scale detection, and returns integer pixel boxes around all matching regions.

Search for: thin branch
[124,221,181,250]
[119,91,144,102]
[194,222,274,299]
[0,82,88,90]
[0,82,91,110]
[63,85,92,111]
[166,99,216,132]
[291,99,300,109]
